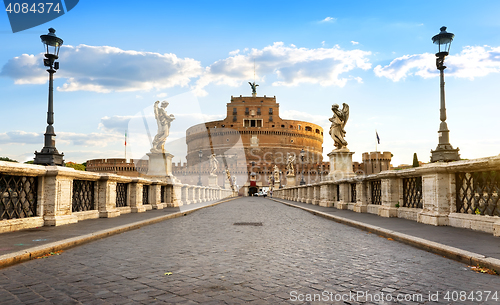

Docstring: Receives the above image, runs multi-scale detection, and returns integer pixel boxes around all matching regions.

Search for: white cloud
[1,44,203,93]
[374,45,500,81]
[156,92,168,98]
[320,17,336,23]
[58,132,121,147]
[229,49,240,56]
[194,42,372,95]
[99,115,135,134]
[0,131,40,144]
[351,41,359,45]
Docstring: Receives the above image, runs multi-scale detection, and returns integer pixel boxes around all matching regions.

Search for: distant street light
[430,26,460,162]
[198,150,203,186]
[300,149,306,185]
[34,28,64,166]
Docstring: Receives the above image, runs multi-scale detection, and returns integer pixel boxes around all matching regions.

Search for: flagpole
[375,129,377,152]
[124,130,127,161]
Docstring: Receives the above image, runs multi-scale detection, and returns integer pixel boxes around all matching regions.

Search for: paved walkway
[0,198,236,268]
[0,197,499,304]
[270,198,500,269]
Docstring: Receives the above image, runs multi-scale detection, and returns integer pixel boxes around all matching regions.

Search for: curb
[0,197,239,269]
[271,198,500,273]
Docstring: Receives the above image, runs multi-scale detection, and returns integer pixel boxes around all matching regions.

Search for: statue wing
[342,103,349,126]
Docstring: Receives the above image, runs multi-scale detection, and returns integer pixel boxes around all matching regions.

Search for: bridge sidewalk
[0,198,237,269]
[270,198,500,272]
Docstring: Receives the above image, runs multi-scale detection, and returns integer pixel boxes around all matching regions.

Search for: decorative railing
[336,184,340,201]
[456,171,500,216]
[0,174,37,220]
[72,180,95,212]
[116,183,128,207]
[350,183,356,203]
[143,185,149,205]
[402,177,422,208]
[371,180,381,205]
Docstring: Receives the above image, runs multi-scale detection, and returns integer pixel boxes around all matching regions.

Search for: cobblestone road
[1,197,499,304]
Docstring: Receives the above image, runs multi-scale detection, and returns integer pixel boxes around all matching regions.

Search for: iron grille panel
[402,177,423,208]
[143,185,149,205]
[456,171,500,216]
[161,185,166,203]
[371,180,381,205]
[0,174,37,220]
[72,180,95,212]
[116,183,128,207]
[336,184,340,201]
[351,183,357,203]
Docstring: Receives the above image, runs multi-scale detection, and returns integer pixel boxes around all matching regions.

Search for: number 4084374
[5,3,62,14]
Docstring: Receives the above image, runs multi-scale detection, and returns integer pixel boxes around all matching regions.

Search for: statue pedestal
[274,182,281,190]
[208,174,218,188]
[286,174,296,187]
[147,152,173,177]
[327,149,355,181]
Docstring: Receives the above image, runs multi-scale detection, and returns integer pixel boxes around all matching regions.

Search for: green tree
[65,162,86,171]
[24,160,34,164]
[0,157,18,162]
[412,153,419,167]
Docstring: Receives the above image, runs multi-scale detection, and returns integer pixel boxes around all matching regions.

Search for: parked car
[257,191,267,197]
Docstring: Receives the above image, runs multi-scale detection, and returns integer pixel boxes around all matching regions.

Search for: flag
[125,131,127,146]
[376,131,380,144]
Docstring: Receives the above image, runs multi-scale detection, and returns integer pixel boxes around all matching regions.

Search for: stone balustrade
[274,155,500,237]
[0,161,235,233]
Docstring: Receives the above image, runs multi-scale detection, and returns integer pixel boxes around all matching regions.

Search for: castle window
[233,108,237,115]
[257,108,261,115]
[269,108,273,115]
[305,126,312,131]
[315,129,320,134]
[233,115,237,122]
[269,116,273,122]
[290,125,293,129]
[244,119,263,127]
[245,107,249,115]
[281,124,285,128]
[298,125,301,130]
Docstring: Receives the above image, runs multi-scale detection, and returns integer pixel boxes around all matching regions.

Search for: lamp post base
[34,149,64,166]
[430,145,460,162]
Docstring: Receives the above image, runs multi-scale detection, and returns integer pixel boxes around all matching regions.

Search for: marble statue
[209,154,218,175]
[273,165,280,182]
[329,103,349,150]
[286,154,295,175]
[151,101,175,153]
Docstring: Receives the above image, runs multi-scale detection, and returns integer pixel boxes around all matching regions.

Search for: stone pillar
[305,185,313,204]
[312,185,320,205]
[418,168,453,226]
[167,184,182,207]
[378,173,399,217]
[147,152,174,177]
[150,183,164,209]
[327,149,355,181]
[208,175,218,187]
[354,180,369,212]
[335,183,348,210]
[319,182,333,207]
[129,179,146,213]
[97,174,121,218]
[43,167,78,226]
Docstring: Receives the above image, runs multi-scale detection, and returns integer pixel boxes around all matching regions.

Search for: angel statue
[248,81,259,95]
[329,103,349,150]
[209,154,218,176]
[151,101,175,153]
[273,165,280,182]
[286,154,296,175]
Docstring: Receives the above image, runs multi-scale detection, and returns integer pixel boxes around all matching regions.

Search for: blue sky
[1,0,500,166]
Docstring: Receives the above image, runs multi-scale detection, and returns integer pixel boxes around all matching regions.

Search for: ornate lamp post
[430,26,460,162]
[34,28,64,166]
[198,150,203,186]
[300,149,306,185]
